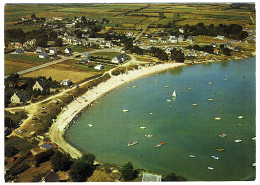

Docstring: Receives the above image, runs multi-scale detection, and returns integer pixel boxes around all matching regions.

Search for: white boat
[208,167,214,170]
[149,112,154,115]
[219,133,227,137]
[208,98,214,101]
[252,162,256,167]
[123,109,129,112]
[208,82,212,85]
[145,134,153,138]
[238,116,244,119]
[235,139,242,143]
[211,155,219,160]
[128,141,138,146]
[192,103,198,106]
[189,155,196,158]
[165,85,169,88]
[214,117,221,120]
[88,124,93,127]
[252,137,256,141]
[140,126,146,129]
[167,99,172,102]
[172,90,177,97]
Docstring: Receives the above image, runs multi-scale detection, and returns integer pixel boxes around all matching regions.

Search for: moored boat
[123,109,129,112]
[140,126,146,129]
[219,133,227,137]
[192,103,198,106]
[211,155,219,160]
[189,155,196,158]
[216,148,224,151]
[208,167,214,170]
[145,134,153,138]
[88,124,93,127]
[208,98,214,101]
[128,141,138,146]
[238,116,244,119]
[214,117,221,120]
[235,139,242,143]
[154,142,165,148]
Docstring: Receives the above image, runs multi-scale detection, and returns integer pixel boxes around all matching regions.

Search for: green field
[5,3,255,32]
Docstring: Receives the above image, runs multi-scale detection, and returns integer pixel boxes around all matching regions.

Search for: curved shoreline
[49,62,186,158]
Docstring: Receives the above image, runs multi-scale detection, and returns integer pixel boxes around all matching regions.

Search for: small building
[111,56,122,64]
[81,52,91,59]
[36,46,44,53]
[187,36,194,44]
[217,35,225,40]
[169,36,178,43]
[142,172,162,182]
[65,48,73,54]
[13,49,24,54]
[32,80,46,91]
[60,79,72,86]
[39,52,49,59]
[161,37,168,43]
[79,58,89,64]
[10,91,29,104]
[149,38,158,43]
[94,65,104,70]
[49,48,57,54]
[178,35,185,42]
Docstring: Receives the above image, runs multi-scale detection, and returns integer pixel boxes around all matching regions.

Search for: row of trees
[175,23,248,40]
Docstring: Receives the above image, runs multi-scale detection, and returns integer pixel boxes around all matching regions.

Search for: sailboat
[128,140,138,146]
[172,90,177,97]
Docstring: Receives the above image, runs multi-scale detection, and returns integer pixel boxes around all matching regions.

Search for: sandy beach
[49,62,185,158]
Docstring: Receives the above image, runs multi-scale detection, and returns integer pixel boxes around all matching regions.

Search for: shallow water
[65,57,256,181]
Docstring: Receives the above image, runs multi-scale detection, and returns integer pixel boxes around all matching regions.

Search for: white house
[169,36,178,43]
[39,52,49,59]
[111,56,122,64]
[60,79,72,86]
[36,46,44,53]
[94,65,104,70]
[178,35,185,42]
[65,48,73,54]
[49,48,57,54]
[217,35,225,40]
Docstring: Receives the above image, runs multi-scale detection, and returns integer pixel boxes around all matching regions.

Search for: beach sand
[49,62,185,158]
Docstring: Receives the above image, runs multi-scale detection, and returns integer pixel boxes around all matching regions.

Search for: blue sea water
[65,57,256,181]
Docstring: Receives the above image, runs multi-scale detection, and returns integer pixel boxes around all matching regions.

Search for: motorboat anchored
[128,141,138,146]
[211,155,219,160]
[219,133,227,137]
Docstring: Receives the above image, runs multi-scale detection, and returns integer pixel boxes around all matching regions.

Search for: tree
[31,14,37,20]
[162,172,187,181]
[120,162,135,181]
[50,150,72,172]
[5,145,18,157]
[36,37,48,47]
[69,153,95,182]
[55,38,63,47]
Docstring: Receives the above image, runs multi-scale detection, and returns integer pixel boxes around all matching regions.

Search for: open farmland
[5,53,50,75]
[20,59,104,83]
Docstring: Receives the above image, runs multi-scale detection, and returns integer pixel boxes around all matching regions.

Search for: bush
[5,145,18,157]
[35,149,54,166]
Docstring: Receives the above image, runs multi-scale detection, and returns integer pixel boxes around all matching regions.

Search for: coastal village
[4,3,255,182]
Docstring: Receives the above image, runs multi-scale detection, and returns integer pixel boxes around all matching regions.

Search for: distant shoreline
[49,62,186,159]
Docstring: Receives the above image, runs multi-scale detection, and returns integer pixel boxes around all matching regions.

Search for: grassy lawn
[5,53,50,63]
